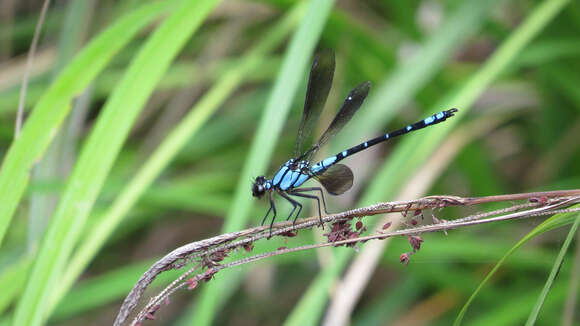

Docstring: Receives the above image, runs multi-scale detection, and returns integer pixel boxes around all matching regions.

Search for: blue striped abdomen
[308,109,458,175]
[310,156,337,174]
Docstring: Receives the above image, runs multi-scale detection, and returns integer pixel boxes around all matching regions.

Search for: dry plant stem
[129,199,580,326]
[116,190,580,326]
[15,0,51,138]
[129,264,202,326]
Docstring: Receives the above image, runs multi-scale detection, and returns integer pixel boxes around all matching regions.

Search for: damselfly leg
[291,187,328,212]
[288,187,328,227]
[261,191,277,227]
[277,190,303,223]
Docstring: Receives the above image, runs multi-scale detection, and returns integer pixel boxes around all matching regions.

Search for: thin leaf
[453,209,579,325]
[28,0,96,253]
[0,255,32,314]
[525,214,580,325]
[0,0,174,246]
[13,0,220,325]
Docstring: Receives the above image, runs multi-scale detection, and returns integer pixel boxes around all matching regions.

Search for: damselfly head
[252,176,267,198]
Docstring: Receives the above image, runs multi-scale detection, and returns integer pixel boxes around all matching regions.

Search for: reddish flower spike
[243,243,254,253]
[400,253,410,265]
[408,235,424,251]
[145,304,160,320]
[187,278,198,290]
[203,268,217,282]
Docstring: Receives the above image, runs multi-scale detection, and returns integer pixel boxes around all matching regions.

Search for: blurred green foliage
[0,0,578,325]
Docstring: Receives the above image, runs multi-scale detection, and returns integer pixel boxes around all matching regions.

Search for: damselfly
[252,50,457,233]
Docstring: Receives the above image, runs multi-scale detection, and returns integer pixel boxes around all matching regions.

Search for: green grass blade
[469,281,570,326]
[28,0,96,252]
[0,0,173,246]
[525,214,580,325]
[516,39,580,67]
[0,255,31,314]
[12,1,220,325]
[50,4,301,315]
[191,1,335,324]
[454,209,579,326]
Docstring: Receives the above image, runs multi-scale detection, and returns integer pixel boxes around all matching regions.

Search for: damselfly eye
[252,176,267,198]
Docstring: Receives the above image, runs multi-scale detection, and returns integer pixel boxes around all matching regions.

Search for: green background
[0,0,578,325]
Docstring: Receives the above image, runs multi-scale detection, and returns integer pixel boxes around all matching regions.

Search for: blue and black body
[252,51,458,233]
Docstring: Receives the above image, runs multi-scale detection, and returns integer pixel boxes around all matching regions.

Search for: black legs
[261,190,277,226]
[278,187,329,226]
[288,192,322,226]
[261,187,329,236]
[261,190,302,237]
[289,187,328,226]
[277,190,303,223]
[289,187,328,214]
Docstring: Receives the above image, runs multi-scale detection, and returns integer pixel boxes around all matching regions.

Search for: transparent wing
[315,164,354,195]
[300,81,371,162]
[294,50,335,158]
